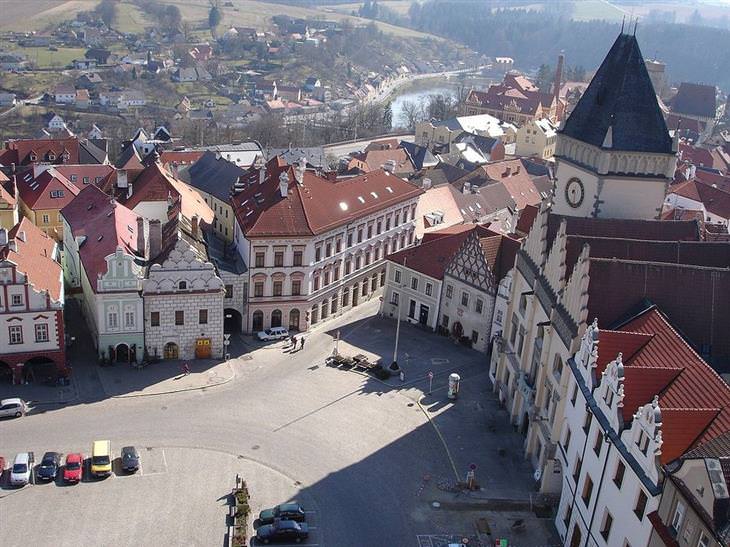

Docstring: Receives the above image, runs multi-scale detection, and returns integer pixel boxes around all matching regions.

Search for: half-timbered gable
[444,230,495,294]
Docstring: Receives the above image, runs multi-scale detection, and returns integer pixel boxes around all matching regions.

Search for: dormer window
[178,281,187,290]
[29,153,37,161]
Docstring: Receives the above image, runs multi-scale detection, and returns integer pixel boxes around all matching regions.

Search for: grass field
[9,47,87,69]
[115,2,148,34]
[0,1,99,32]
[571,0,626,22]
[321,1,413,16]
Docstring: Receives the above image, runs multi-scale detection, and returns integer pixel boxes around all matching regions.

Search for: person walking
[183,363,191,375]
[300,336,306,350]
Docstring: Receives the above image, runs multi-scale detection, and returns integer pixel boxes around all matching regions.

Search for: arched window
[271,309,282,328]
[289,309,300,331]
[252,310,264,332]
[179,281,187,290]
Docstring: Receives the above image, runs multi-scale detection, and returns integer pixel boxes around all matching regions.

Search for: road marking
[304,510,317,514]
[161,448,168,471]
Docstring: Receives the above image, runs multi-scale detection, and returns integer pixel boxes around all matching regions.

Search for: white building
[232,157,422,333]
[516,118,557,159]
[416,114,517,150]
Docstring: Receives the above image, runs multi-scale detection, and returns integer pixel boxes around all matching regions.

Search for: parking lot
[0,446,319,547]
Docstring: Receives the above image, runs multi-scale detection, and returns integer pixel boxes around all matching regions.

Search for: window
[108,312,118,329]
[563,503,573,531]
[124,311,134,328]
[571,383,578,406]
[345,260,351,275]
[411,277,418,290]
[638,431,649,455]
[347,232,353,247]
[441,314,449,328]
[34,323,49,342]
[594,431,603,457]
[510,316,519,345]
[391,291,399,305]
[425,282,433,296]
[564,428,572,451]
[151,312,160,327]
[516,328,525,357]
[581,474,594,507]
[70,174,77,182]
[355,256,362,270]
[82,177,89,185]
[600,511,613,541]
[292,280,301,296]
[11,294,23,307]
[50,189,65,198]
[461,291,469,306]
[357,228,363,243]
[698,532,710,547]
[313,276,320,291]
[175,311,184,326]
[386,217,391,230]
[178,281,187,290]
[634,490,648,521]
[324,271,331,285]
[336,239,342,253]
[495,309,503,324]
[273,281,283,296]
[583,412,592,434]
[225,285,233,298]
[254,282,264,297]
[377,220,382,234]
[446,284,453,298]
[573,456,582,483]
[519,293,528,316]
[8,325,22,344]
[342,290,349,307]
[394,269,401,283]
[42,214,50,224]
[255,252,265,268]
[471,330,479,344]
[274,251,284,267]
[408,299,416,318]
[331,298,337,314]
[290,250,302,267]
[367,225,373,239]
[199,309,208,324]
[670,501,685,535]
[569,524,582,547]
[475,298,484,314]
[315,246,321,262]
[325,243,332,257]
[608,460,625,490]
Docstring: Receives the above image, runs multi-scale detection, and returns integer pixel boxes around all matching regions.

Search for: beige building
[0,174,18,230]
[415,114,516,150]
[516,118,557,160]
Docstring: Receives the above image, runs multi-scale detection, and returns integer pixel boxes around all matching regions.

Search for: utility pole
[392,257,405,369]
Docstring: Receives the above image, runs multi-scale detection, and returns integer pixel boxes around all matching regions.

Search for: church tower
[552,33,677,220]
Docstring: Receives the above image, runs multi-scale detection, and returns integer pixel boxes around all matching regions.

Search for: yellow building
[516,118,557,160]
[0,174,19,230]
[16,168,80,241]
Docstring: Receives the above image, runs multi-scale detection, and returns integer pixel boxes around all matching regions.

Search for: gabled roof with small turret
[560,33,673,154]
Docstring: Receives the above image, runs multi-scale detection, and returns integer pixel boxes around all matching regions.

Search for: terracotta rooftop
[671,179,730,219]
[0,217,61,302]
[671,82,717,119]
[61,185,142,292]
[479,233,521,282]
[0,136,81,166]
[16,167,80,210]
[232,157,423,238]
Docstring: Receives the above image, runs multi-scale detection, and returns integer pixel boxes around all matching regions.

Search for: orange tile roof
[1,217,61,302]
[596,330,654,376]
[0,136,80,165]
[16,167,80,210]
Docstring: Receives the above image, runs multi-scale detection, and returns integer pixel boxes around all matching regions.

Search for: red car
[63,453,83,483]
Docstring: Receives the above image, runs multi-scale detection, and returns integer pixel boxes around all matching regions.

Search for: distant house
[54,84,76,105]
[76,72,103,89]
[84,48,111,65]
[119,91,146,110]
[0,92,17,106]
[43,112,67,132]
[515,118,557,159]
[303,77,321,92]
[0,53,27,71]
[172,67,212,83]
[73,59,97,70]
[277,85,301,102]
[89,124,104,140]
[75,89,90,108]
[188,44,213,62]
[667,82,718,140]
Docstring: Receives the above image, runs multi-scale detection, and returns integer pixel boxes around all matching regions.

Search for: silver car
[10,452,31,486]
[0,398,28,418]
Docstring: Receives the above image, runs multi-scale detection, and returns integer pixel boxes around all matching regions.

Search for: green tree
[382,101,393,130]
[95,0,117,28]
[536,64,553,92]
[209,2,222,30]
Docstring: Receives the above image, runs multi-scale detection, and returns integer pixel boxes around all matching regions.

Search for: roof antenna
[633,18,638,35]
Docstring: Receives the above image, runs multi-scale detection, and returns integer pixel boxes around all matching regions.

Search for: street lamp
[391,257,406,372]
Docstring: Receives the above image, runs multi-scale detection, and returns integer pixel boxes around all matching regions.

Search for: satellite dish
[534,468,542,482]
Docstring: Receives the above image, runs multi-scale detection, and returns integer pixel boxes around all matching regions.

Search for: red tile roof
[0,217,61,302]
[54,164,114,185]
[480,233,521,282]
[0,137,80,165]
[16,167,80,210]
[233,157,423,238]
[671,179,730,219]
[0,179,16,206]
[159,150,205,165]
[60,185,142,291]
[614,308,730,463]
[596,329,653,376]
[678,142,715,168]
[387,228,478,280]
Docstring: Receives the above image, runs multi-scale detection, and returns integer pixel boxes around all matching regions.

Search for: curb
[108,361,236,399]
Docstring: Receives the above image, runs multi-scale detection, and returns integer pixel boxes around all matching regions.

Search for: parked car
[258,502,306,525]
[256,520,309,544]
[10,452,32,486]
[90,440,112,478]
[63,453,83,483]
[37,452,61,481]
[0,398,28,418]
[257,327,289,341]
[121,446,139,473]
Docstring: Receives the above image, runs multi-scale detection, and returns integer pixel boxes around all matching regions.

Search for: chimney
[136,216,147,257]
[278,172,289,198]
[149,219,162,259]
[16,230,26,242]
[0,228,7,245]
[10,163,16,174]
[191,214,199,239]
[463,181,471,194]
[503,166,511,177]
[117,169,128,189]
[553,52,564,101]
[294,156,306,184]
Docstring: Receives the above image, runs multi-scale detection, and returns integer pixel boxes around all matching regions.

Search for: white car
[10,452,31,486]
[257,327,290,341]
[0,398,28,419]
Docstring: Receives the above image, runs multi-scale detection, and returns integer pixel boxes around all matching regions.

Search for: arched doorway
[224,308,242,333]
[252,310,264,333]
[115,343,130,363]
[163,342,179,360]
[271,309,283,328]
[0,360,12,384]
[23,356,57,383]
[289,309,300,331]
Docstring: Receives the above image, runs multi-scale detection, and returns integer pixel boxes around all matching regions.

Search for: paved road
[0,300,538,546]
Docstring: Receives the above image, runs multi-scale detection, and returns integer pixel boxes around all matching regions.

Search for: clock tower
[552,33,677,220]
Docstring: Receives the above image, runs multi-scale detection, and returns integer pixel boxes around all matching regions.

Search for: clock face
[565,177,585,209]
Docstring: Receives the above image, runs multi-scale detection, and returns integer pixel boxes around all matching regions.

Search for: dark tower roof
[560,33,673,154]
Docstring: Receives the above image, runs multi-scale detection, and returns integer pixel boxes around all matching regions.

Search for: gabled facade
[16,166,80,241]
[0,218,65,382]
[516,118,557,160]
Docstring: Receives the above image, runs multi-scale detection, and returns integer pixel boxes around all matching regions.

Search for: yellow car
[91,440,112,478]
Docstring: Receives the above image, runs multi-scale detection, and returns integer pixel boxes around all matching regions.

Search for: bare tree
[399,100,424,131]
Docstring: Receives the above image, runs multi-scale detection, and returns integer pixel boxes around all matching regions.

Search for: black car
[37,452,61,481]
[121,446,139,473]
[256,520,308,544]
[258,502,306,525]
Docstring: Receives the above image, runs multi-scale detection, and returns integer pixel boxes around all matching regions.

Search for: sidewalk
[96,358,236,398]
[0,379,79,405]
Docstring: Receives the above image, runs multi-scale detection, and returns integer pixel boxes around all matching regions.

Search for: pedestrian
[300,336,306,350]
[183,363,190,375]
[290,335,297,349]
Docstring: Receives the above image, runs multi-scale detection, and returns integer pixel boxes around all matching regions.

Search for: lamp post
[391,257,406,371]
